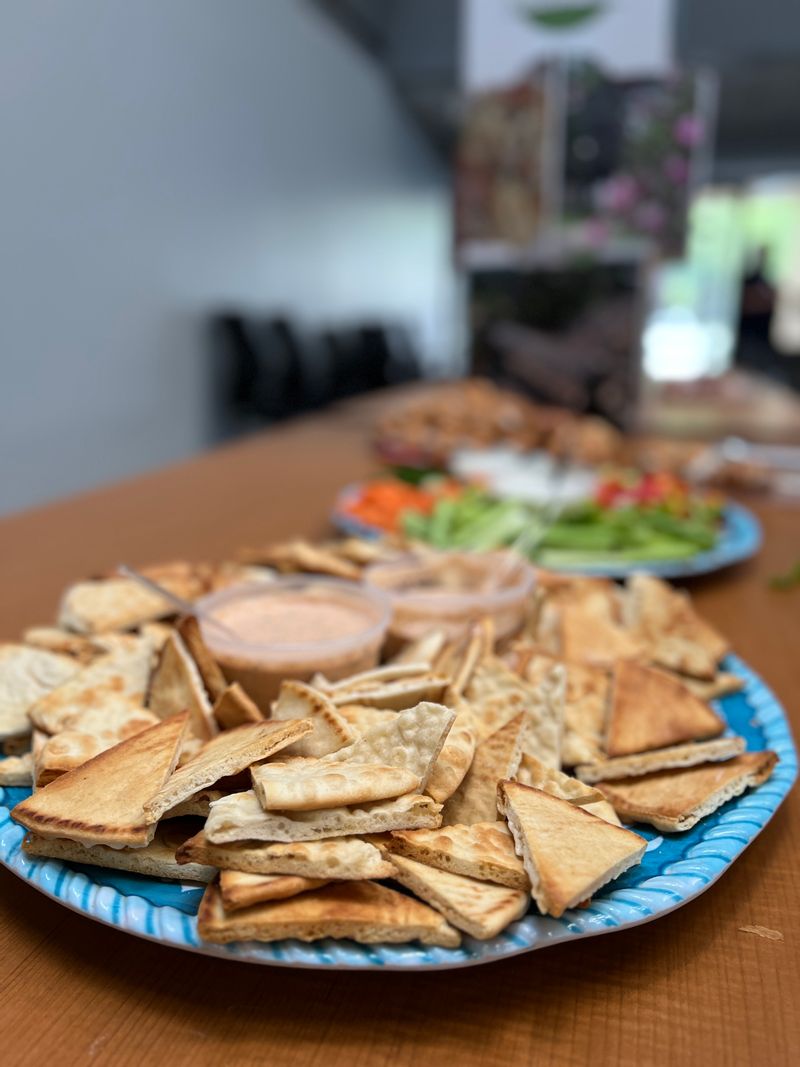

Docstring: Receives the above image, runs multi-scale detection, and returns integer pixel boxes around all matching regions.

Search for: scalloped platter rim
[0,654,795,971]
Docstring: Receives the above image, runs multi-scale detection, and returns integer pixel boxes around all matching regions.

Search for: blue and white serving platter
[0,654,794,971]
[333,485,762,582]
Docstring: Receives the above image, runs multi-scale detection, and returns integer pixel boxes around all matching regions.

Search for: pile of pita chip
[1,553,779,949]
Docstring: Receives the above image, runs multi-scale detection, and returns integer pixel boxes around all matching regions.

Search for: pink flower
[634,201,666,233]
[596,174,639,213]
[584,218,612,248]
[673,114,705,147]
[665,155,689,184]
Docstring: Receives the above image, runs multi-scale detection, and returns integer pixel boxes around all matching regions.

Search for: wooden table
[1,393,798,1066]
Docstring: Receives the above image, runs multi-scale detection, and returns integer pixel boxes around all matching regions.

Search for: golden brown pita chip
[22,821,215,882]
[425,719,476,804]
[328,674,450,711]
[35,731,111,787]
[386,821,528,889]
[219,870,330,910]
[22,628,102,662]
[143,719,312,822]
[12,713,188,848]
[524,653,608,766]
[148,632,217,741]
[58,565,204,634]
[271,681,355,757]
[515,753,603,806]
[0,644,80,740]
[497,780,646,918]
[387,853,528,939]
[197,879,460,947]
[177,832,394,880]
[441,713,526,826]
[238,540,361,580]
[577,735,746,783]
[251,758,420,812]
[176,616,227,701]
[606,661,725,757]
[213,683,264,729]
[560,605,644,666]
[676,672,744,702]
[595,750,778,831]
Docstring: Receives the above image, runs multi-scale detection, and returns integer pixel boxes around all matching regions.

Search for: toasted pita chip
[205,790,441,844]
[497,781,646,918]
[425,720,477,804]
[386,821,528,889]
[389,630,447,667]
[219,870,330,910]
[328,675,449,711]
[387,852,528,939]
[58,565,203,634]
[315,662,432,694]
[213,683,264,729]
[60,703,159,742]
[0,644,80,740]
[163,788,224,819]
[239,540,362,581]
[35,731,113,787]
[0,752,34,786]
[441,713,526,826]
[252,759,420,812]
[143,719,312,822]
[515,753,603,806]
[606,661,725,757]
[176,616,227,701]
[524,652,608,766]
[446,621,493,703]
[595,750,778,831]
[464,656,562,767]
[624,574,727,679]
[335,704,397,732]
[148,632,217,741]
[676,672,744,702]
[22,820,215,882]
[271,681,355,757]
[324,702,455,790]
[12,713,188,848]
[177,831,395,880]
[22,628,102,662]
[198,879,460,946]
[560,605,644,666]
[577,736,746,783]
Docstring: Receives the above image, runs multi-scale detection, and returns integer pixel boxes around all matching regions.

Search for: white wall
[463,0,675,90]
[0,0,458,515]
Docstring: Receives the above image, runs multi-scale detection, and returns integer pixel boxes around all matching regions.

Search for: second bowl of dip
[364,550,535,646]
[197,576,392,708]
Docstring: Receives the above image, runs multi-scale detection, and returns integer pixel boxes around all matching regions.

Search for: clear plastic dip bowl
[197,576,392,708]
[364,550,536,646]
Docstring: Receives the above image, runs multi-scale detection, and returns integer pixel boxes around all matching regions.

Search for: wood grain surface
[0,392,797,1067]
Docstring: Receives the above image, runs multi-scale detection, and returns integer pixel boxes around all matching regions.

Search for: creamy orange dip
[213,592,371,646]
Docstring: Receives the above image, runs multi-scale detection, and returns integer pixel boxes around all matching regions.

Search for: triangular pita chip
[0,752,34,786]
[0,644,80,740]
[213,683,264,730]
[60,703,159,742]
[441,713,525,826]
[324,702,455,790]
[595,750,778,831]
[204,790,441,844]
[176,616,228,701]
[606,661,725,757]
[22,820,215,882]
[514,753,603,806]
[560,606,644,666]
[387,852,528,939]
[425,719,476,803]
[497,780,646,917]
[143,719,312,821]
[271,681,355,757]
[12,713,188,848]
[445,620,494,703]
[197,879,460,947]
[36,731,114,787]
[177,831,395,880]
[148,632,217,741]
[219,869,329,910]
[675,672,744,702]
[58,566,203,634]
[27,642,155,735]
[22,628,101,662]
[251,758,420,811]
[335,704,397,732]
[328,674,449,711]
[577,735,746,783]
[386,821,528,889]
[524,652,608,766]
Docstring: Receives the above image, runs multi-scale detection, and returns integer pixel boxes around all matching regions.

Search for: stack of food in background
[0,546,777,947]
